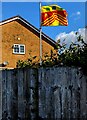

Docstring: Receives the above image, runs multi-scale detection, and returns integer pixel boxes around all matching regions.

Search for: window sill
[13,52,25,55]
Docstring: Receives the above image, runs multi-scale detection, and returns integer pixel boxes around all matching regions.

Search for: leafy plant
[58,33,87,75]
[16,51,38,68]
[16,32,87,75]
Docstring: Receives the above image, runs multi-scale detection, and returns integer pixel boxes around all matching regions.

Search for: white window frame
[13,44,25,54]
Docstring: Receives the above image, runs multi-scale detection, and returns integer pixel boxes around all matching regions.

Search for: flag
[41,4,68,26]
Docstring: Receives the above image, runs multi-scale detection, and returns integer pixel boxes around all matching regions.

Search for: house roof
[0,15,57,48]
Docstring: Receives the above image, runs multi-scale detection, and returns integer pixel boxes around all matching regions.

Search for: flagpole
[40,1,42,66]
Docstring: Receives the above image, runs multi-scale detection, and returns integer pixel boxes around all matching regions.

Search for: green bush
[16,32,87,75]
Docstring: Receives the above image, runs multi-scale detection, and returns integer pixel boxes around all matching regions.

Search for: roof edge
[0,15,56,46]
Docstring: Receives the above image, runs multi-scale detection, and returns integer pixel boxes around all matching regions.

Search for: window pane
[14,45,19,53]
[20,46,24,53]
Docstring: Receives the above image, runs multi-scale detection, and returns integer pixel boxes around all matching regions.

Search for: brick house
[0,15,56,69]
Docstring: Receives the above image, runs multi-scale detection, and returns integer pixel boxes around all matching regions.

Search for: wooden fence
[0,67,87,119]
[0,68,38,120]
[38,67,87,119]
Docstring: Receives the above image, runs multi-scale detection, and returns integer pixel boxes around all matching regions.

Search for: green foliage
[42,50,58,67]
[16,52,38,68]
[16,32,87,75]
[58,33,87,75]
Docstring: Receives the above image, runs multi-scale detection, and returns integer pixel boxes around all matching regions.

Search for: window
[13,44,25,54]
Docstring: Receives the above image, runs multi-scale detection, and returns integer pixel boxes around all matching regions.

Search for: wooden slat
[0,70,2,120]
[11,69,18,120]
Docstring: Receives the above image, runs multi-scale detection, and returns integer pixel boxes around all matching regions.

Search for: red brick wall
[1,21,55,68]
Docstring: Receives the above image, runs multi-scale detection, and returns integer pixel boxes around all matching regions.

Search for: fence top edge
[0,66,81,71]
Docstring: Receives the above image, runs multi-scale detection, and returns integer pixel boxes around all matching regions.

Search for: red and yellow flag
[41,4,68,26]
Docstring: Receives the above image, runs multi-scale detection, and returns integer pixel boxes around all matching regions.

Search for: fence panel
[38,67,87,119]
[0,67,87,119]
[1,68,38,120]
